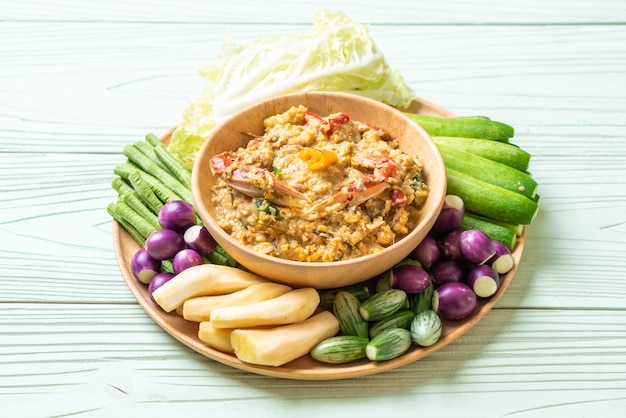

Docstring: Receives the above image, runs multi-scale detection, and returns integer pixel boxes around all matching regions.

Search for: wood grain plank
[1,303,625,417]
[3,0,626,24]
[0,23,624,155]
[0,153,136,303]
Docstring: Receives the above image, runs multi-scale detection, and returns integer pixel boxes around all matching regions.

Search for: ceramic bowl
[191,91,446,288]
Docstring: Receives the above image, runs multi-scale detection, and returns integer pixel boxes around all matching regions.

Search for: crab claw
[210,151,238,175]
[227,166,311,207]
[306,175,389,214]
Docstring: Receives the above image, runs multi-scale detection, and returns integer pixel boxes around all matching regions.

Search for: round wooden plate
[112,97,525,380]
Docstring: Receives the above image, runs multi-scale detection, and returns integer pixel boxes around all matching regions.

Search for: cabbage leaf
[169,10,415,163]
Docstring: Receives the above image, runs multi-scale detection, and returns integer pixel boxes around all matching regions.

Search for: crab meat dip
[209,105,429,262]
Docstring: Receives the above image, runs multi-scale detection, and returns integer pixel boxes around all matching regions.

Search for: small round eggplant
[410,309,442,347]
[148,272,175,304]
[183,225,217,255]
[489,240,515,274]
[432,281,477,320]
[173,248,204,275]
[391,264,432,294]
[432,259,468,287]
[145,229,185,260]
[433,195,465,233]
[130,249,161,284]
[410,236,441,269]
[441,229,464,261]
[459,229,496,265]
[466,265,500,298]
[158,200,196,232]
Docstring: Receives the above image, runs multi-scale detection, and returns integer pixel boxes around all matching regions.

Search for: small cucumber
[319,284,370,309]
[359,289,408,321]
[446,167,539,225]
[311,335,369,364]
[404,113,514,142]
[366,328,412,361]
[410,309,443,347]
[437,142,537,199]
[369,309,414,339]
[333,291,369,338]
[433,136,530,172]
[409,280,434,315]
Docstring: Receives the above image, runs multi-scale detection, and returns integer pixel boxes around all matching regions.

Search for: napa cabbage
[169,10,415,162]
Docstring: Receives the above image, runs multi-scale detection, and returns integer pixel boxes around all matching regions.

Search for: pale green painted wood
[1,304,625,417]
[0,0,625,416]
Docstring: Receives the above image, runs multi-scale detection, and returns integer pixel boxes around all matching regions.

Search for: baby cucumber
[311,335,369,364]
[410,310,443,347]
[334,291,369,338]
[359,289,408,321]
[366,328,412,361]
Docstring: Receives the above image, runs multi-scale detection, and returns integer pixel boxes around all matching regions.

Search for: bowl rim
[191,91,447,272]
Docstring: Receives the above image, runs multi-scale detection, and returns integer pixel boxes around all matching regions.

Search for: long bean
[123,144,193,203]
[154,145,192,190]
[111,177,135,196]
[128,171,164,214]
[108,201,156,240]
[119,193,161,231]
[108,203,146,246]
[145,133,193,189]
[133,141,170,173]
[115,162,181,204]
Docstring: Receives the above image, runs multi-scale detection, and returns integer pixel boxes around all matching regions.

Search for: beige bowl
[192,91,446,289]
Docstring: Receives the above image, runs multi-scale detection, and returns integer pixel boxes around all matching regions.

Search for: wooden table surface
[1,1,625,417]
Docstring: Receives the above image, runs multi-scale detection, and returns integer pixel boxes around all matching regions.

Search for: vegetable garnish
[298,148,339,171]
[168,10,415,162]
[253,198,279,216]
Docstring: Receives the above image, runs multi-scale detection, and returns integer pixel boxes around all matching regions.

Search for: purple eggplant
[145,229,185,260]
[410,236,441,269]
[148,272,175,304]
[466,265,500,298]
[183,224,217,255]
[391,264,432,294]
[433,195,465,233]
[432,281,477,320]
[173,248,204,275]
[459,229,496,265]
[489,240,515,274]
[432,259,468,288]
[442,229,464,261]
[130,249,161,284]
[158,200,196,232]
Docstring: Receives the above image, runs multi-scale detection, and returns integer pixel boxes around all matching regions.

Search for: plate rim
[112,96,525,380]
